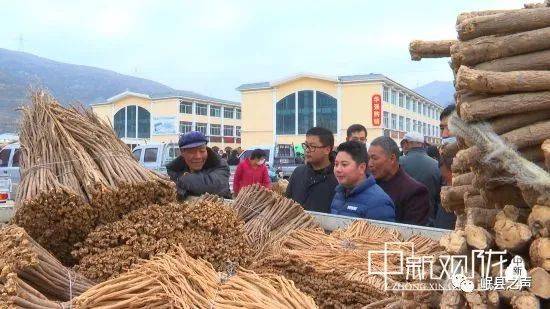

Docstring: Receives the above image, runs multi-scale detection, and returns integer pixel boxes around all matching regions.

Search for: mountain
[0,48,227,133]
[414,81,455,108]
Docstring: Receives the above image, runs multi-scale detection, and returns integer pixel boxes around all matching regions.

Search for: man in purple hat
[166,131,231,200]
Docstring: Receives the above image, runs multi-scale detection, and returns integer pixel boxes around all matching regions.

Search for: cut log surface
[494,217,533,253]
[409,40,456,60]
[453,172,475,187]
[475,49,550,72]
[457,66,550,94]
[457,7,550,40]
[543,139,550,169]
[466,207,499,229]
[529,267,550,299]
[440,231,468,255]
[460,91,550,122]
[465,224,494,250]
[451,27,550,67]
[530,237,550,271]
[510,291,541,308]
[488,110,550,135]
[528,205,550,237]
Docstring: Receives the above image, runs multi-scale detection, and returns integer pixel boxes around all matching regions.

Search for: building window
[210,124,221,136]
[423,123,427,135]
[113,105,151,139]
[423,104,427,116]
[413,120,417,132]
[210,105,221,117]
[383,111,389,128]
[399,116,404,131]
[406,97,412,110]
[406,118,411,132]
[399,93,405,108]
[223,125,234,136]
[276,93,296,134]
[179,121,192,134]
[383,86,389,102]
[179,101,192,114]
[196,123,207,135]
[298,90,314,134]
[236,126,241,137]
[413,100,417,113]
[391,114,397,130]
[316,91,337,133]
[196,103,207,116]
[391,90,397,105]
[236,108,241,119]
[224,107,234,119]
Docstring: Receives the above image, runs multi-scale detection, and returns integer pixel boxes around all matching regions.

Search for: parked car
[131,143,180,174]
[238,144,302,178]
[0,142,20,199]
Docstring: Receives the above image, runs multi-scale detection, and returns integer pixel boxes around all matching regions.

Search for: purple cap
[178,131,208,149]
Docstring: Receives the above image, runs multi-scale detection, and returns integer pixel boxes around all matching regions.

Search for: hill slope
[414,80,455,108]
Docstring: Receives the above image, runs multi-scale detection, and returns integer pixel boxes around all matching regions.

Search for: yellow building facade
[91,91,242,149]
[236,73,443,149]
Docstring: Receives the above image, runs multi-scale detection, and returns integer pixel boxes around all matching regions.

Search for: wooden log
[457,66,550,94]
[457,7,550,41]
[459,91,550,122]
[464,193,489,209]
[511,291,541,308]
[475,49,550,72]
[529,267,550,299]
[495,205,531,223]
[466,207,499,229]
[456,10,515,25]
[452,172,475,187]
[530,238,550,271]
[465,224,494,250]
[543,139,550,169]
[409,40,456,60]
[519,144,545,162]
[482,185,529,209]
[441,185,478,212]
[441,142,459,160]
[452,148,481,173]
[440,290,466,309]
[501,120,550,150]
[494,217,533,253]
[451,27,550,67]
[455,212,467,231]
[528,205,550,237]
[440,230,468,255]
[488,110,550,135]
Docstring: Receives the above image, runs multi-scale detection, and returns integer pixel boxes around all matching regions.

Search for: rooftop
[91,90,240,107]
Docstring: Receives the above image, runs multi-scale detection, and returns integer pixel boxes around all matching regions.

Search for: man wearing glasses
[285,127,338,213]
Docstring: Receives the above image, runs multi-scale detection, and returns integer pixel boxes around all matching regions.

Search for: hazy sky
[0,0,527,101]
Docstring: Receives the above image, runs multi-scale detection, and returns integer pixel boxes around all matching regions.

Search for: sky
[0,0,528,101]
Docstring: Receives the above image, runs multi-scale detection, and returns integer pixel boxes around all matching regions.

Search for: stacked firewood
[13,90,175,264]
[410,3,550,307]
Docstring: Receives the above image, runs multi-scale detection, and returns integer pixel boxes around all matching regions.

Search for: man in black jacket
[285,127,338,213]
[166,131,231,200]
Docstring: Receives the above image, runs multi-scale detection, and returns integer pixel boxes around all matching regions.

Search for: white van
[131,143,180,174]
[0,142,20,199]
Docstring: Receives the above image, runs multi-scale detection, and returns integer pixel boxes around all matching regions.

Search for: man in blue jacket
[331,141,395,222]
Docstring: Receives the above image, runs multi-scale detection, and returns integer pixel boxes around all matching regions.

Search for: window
[236,126,241,137]
[413,120,417,132]
[391,90,397,105]
[196,123,207,135]
[196,103,207,116]
[210,124,221,136]
[391,114,397,130]
[12,149,20,167]
[224,107,234,119]
[399,93,404,108]
[406,118,411,132]
[406,96,411,110]
[132,148,142,161]
[316,91,337,133]
[236,108,241,119]
[0,149,10,167]
[179,121,192,134]
[383,86,389,102]
[413,100,417,113]
[179,101,192,114]
[399,116,404,131]
[423,123,427,135]
[113,105,151,139]
[383,111,389,128]
[298,90,314,134]
[210,106,221,117]
[223,125,234,136]
[144,148,158,163]
[276,93,296,134]
[423,104,427,116]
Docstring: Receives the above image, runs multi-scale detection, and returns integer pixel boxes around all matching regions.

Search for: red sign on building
[372,94,382,126]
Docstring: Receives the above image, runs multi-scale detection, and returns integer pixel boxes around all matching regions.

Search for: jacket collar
[336,175,376,196]
[407,147,427,155]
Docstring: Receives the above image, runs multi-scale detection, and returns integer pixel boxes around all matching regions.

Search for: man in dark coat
[368,136,431,226]
[286,127,338,213]
[399,132,441,226]
[166,131,231,200]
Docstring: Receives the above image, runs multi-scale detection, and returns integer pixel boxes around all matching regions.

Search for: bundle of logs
[410,2,550,307]
[253,221,444,308]
[231,184,320,258]
[13,90,175,264]
[73,197,252,282]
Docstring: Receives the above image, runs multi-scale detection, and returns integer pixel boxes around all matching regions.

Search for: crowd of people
[165,104,458,230]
